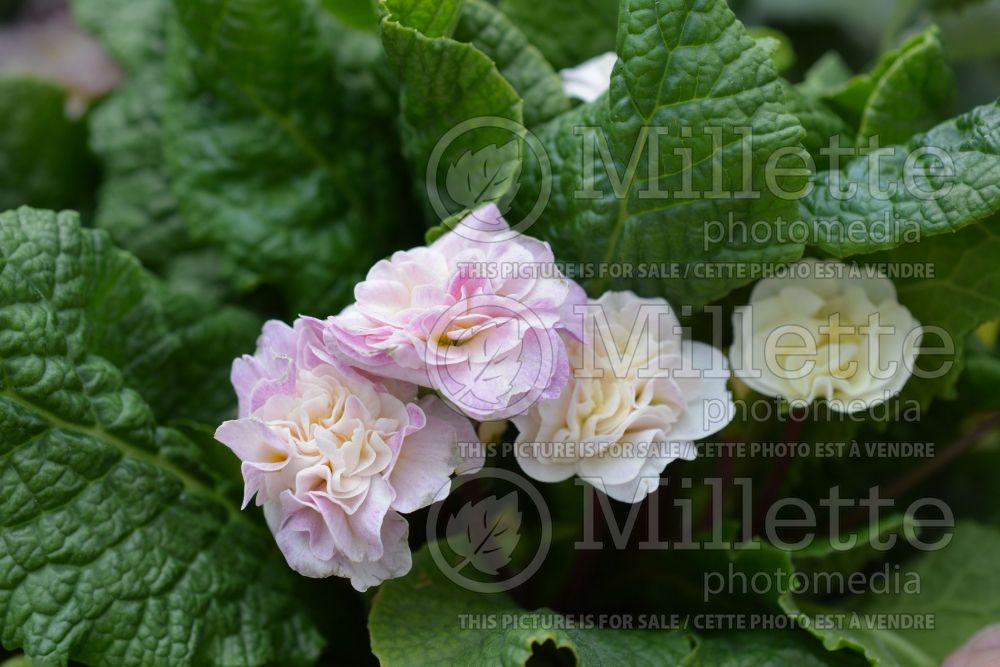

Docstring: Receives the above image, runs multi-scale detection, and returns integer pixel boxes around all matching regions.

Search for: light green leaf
[0,75,96,214]
[826,26,955,146]
[798,52,854,100]
[368,544,696,666]
[496,0,618,71]
[379,0,524,223]
[514,0,807,305]
[71,0,167,70]
[0,207,322,667]
[806,100,1000,257]
[165,0,401,314]
[454,0,570,127]
[785,523,1000,667]
[749,26,796,74]
[320,0,378,31]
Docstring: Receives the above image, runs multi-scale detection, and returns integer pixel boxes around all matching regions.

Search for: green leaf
[72,0,208,280]
[686,630,867,666]
[71,0,167,70]
[783,82,856,170]
[320,0,379,31]
[454,0,570,128]
[826,26,955,146]
[515,0,807,305]
[936,0,1000,63]
[379,0,524,223]
[806,100,1000,257]
[123,285,260,425]
[798,52,854,100]
[787,523,1000,667]
[0,207,322,667]
[88,69,193,269]
[863,217,1000,403]
[749,26,796,74]
[368,544,696,666]
[496,0,618,71]
[164,0,402,314]
[0,75,96,214]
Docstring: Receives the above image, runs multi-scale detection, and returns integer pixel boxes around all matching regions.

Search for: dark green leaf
[516,0,808,305]
[0,207,322,667]
[0,76,96,214]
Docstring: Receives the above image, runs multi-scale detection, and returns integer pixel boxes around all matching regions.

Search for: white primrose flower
[559,51,618,102]
[730,258,921,413]
[512,291,734,503]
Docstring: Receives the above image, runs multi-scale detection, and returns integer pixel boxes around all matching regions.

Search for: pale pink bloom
[217,319,480,590]
[513,291,734,503]
[324,204,585,421]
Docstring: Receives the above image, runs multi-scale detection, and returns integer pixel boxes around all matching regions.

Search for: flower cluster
[217,204,920,589]
[216,205,585,590]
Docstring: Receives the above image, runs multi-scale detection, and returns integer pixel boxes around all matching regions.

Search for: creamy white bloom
[512,291,734,503]
[559,52,617,102]
[730,258,921,412]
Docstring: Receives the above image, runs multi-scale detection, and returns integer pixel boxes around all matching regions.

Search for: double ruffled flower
[324,205,585,421]
[513,292,734,502]
[216,319,480,590]
[730,258,921,412]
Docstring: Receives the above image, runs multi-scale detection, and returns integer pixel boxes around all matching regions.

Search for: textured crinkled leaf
[0,75,96,214]
[165,0,401,314]
[125,285,260,425]
[73,0,205,278]
[71,0,167,70]
[783,523,1000,667]
[0,207,322,667]
[454,0,569,127]
[88,69,192,268]
[806,100,1000,256]
[379,0,524,222]
[514,0,807,305]
[369,544,695,666]
[496,0,618,70]
[783,82,856,170]
[863,216,1000,403]
[826,27,954,146]
[749,26,796,74]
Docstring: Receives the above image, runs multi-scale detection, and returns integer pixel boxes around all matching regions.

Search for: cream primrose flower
[216,318,481,591]
[512,291,734,503]
[559,51,617,102]
[730,258,921,412]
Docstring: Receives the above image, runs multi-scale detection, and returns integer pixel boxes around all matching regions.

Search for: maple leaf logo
[444,317,525,410]
[445,140,522,213]
[445,492,522,575]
